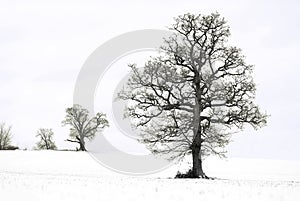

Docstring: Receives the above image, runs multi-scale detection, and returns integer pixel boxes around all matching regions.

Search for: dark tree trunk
[76,135,86,151]
[45,140,49,150]
[191,74,209,178]
[191,146,207,178]
[66,136,86,151]
[79,141,86,151]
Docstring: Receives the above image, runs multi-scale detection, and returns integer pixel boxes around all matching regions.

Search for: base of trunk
[175,169,211,179]
[196,173,210,179]
[191,168,209,179]
[192,148,206,177]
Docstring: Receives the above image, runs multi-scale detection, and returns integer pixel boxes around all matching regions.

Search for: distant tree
[118,13,268,178]
[0,123,13,150]
[35,128,57,150]
[62,104,109,151]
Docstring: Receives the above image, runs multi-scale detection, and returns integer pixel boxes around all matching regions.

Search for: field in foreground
[0,151,299,201]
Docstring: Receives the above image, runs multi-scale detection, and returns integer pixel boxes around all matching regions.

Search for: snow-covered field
[0,151,299,201]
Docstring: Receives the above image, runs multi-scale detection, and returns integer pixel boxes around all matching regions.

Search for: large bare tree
[35,128,57,150]
[0,123,13,150]
[62,104,109,151]
[118,13,267,178]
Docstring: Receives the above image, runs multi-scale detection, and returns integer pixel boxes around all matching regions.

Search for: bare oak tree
[35,128,57,150]
[0,123,13,150]
[118,13,267,178]
[62,104,109,151]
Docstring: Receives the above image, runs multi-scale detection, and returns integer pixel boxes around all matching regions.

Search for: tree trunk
[79,141,86,151]
[76,135,86,151]
[76,136,86,151]
[191,74,208,178]
[191,146,207,178]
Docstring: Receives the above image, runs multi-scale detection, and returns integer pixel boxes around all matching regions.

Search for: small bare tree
[0,123,13,150]
[35,128,57,150]
[62,104,109,151]
[118,13,268,178]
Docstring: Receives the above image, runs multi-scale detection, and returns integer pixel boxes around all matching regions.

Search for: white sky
[0,0,300,160]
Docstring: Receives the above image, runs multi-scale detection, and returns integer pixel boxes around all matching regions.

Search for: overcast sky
[1,0,299,160]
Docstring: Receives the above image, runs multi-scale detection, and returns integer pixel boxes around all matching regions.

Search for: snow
[0,150,300,201]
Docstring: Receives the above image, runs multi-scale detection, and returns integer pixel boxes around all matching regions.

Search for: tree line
[0,104,109,151]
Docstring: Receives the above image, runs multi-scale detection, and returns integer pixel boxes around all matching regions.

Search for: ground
[0,150,299,201]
